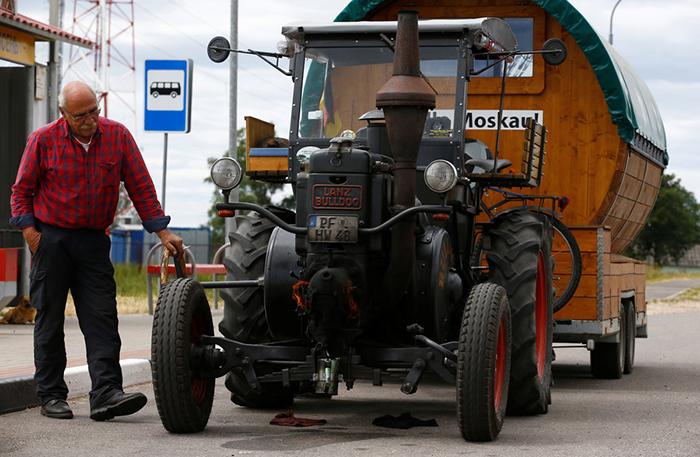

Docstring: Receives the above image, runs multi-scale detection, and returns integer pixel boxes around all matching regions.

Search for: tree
[624,174,700,264]
[201,128,294,246]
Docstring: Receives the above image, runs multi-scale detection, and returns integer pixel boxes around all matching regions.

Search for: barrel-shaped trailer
[341,0,666,377]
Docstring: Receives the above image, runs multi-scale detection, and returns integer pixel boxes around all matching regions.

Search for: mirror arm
[208,44,292,76]
[247,50,293,77]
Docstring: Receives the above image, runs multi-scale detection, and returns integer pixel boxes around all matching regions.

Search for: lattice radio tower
[64,0,138,221]
[64,0,136,124]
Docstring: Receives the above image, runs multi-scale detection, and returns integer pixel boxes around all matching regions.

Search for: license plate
[308,215,359,243]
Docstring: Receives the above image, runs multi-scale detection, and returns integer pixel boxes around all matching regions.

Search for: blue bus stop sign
[144,59,193,133]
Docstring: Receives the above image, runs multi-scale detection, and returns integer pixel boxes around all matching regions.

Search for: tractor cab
[281,18,519,190]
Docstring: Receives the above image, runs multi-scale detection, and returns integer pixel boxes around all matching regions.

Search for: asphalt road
[1,311,698,456]
[645,278,700,301]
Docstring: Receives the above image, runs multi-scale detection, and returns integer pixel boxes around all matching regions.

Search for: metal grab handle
[160,246,188,285]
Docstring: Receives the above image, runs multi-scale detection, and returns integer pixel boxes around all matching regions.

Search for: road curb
[0,358,152,415]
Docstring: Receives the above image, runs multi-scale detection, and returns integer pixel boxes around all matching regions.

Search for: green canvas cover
[334,0,668,164]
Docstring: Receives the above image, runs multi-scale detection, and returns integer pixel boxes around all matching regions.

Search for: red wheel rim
[189,311,207,404]
[535,251,547,379]
[494,317,507,412]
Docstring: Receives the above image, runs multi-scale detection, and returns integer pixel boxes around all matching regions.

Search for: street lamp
[609,0,623,45]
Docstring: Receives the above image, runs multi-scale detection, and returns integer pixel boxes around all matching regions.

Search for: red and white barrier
[0,248,21,308]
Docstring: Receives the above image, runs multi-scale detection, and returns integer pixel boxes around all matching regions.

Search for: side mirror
[541,38,567,66]
[207,36,231,63]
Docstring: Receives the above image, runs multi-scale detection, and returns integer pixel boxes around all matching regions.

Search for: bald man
[10,81,183,421]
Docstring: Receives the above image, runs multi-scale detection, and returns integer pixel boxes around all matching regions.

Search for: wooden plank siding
[598,151,663,252]
[362,1,662,255]
[553,226,645,320]
[553,226,609,321]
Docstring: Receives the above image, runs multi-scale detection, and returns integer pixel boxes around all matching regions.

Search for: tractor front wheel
[152,278,215,433]
[457,282,512,442]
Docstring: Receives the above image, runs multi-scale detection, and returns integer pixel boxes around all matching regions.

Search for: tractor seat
[465,158,512,173]
[464,139,512,173]
[465,119,546,188]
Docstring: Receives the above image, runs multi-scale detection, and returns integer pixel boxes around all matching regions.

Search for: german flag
[321,64,342,138]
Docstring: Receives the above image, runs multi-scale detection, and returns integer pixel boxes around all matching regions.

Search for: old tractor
[151,11,568,441]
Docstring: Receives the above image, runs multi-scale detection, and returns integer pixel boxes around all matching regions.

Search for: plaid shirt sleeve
[118,126,170,233]
[9,126,45,229]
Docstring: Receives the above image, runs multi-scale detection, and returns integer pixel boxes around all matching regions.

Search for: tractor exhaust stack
[376,10,436,303]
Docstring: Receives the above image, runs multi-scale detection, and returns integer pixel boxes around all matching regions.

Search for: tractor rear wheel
[152,278,215,433]
[219,212,275,343]
[219,212,293,408]
[457,282,512,442]
[485,211,554,415]
[472,215,580,313]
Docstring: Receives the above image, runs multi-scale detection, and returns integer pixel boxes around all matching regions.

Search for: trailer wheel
[591,302,626,379]
[457,282,512,442]
[219,212,294,408]
[624,301,636,374]
[485,211,554,415]
[152,278,215,433]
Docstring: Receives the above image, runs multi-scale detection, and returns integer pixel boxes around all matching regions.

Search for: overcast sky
[14,0,700,228]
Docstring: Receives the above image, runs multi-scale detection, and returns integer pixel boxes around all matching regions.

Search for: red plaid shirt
[10,117,169,233]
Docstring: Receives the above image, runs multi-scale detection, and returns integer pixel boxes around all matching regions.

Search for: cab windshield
[298,42,460,140]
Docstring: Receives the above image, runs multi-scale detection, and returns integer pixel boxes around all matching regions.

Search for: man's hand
[21,226,41,253]
[156,229,184,257]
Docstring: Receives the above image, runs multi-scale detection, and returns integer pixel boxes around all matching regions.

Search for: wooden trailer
[331,0,668,376]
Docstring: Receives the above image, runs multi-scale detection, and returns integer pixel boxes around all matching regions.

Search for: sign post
[144,59,193,212]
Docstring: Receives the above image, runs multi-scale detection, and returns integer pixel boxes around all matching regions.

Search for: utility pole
[225,0,239,242]
[48,0,63,121]
[609,0,623,45]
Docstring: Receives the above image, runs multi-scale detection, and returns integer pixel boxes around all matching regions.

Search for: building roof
[335,0,668,165]
[0,10,93,48]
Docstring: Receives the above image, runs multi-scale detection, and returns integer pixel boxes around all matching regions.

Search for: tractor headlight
[210,157,243,190]
[424,159,458,193]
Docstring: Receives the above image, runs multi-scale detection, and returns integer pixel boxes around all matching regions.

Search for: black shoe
[41,399,73,419]
[90,391,147,421]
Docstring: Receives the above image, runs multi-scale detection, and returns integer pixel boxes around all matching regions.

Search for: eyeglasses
[63,105,101,122]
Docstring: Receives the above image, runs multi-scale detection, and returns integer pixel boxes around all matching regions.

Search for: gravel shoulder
[646,299,700,314]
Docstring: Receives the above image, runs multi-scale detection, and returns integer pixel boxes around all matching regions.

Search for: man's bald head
[58,81,101,143]
[58,81,98,109]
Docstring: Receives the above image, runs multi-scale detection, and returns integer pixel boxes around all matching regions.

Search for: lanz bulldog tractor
[150,11,570,441]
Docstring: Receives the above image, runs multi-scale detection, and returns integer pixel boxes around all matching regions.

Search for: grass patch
[113,263,221,297]
[655,285,700,302]
[114,263,149,297]
[112,263,221,297]
[63,263,224,316]
[645,265,700,284]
